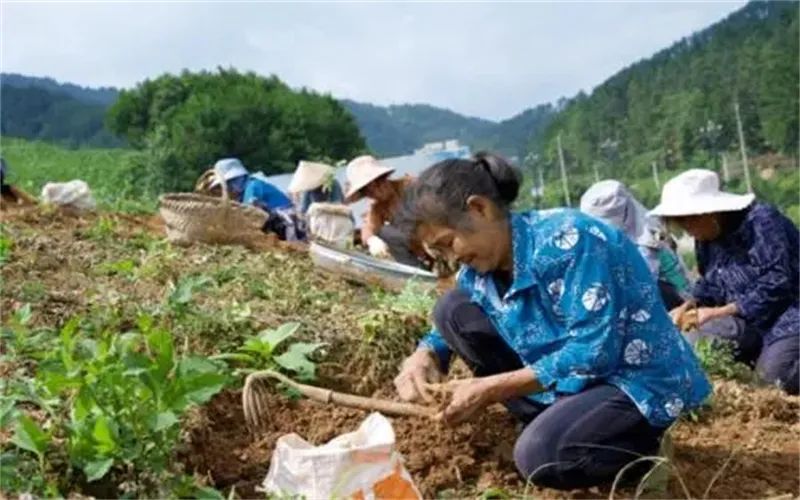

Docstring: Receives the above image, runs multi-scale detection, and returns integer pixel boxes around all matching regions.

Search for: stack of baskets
[159,168,268,246]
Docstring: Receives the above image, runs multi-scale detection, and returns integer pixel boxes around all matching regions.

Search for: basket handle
[213,164,231,205]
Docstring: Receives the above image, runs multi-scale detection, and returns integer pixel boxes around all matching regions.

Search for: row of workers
[388,153,798,491]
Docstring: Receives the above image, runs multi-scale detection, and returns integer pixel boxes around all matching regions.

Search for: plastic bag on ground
[261,412,421,499]
[41,180,96,212]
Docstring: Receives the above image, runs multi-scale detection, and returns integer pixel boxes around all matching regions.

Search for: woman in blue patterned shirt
[393,153,711,490]
[651,169,799,395]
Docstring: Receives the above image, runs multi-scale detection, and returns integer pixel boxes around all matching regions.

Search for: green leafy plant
[84,216,118,242]
[0,225,12,266]
[166,274,215,317]
[212,322,323,380]
[694,337,753,382]
[374,280,437,317]
[477,487,512,500]
[6,314,230,496]
[11,414,51,475]
[97,258,138,280]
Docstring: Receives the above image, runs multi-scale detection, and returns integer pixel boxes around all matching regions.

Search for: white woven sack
[307,202,354,248]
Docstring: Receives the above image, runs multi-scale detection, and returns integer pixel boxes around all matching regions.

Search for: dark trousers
[377,225,424,268]
[686,314,799,395]
[433,290,665,490]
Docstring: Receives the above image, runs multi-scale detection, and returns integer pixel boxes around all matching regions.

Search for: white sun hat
[288,161,334,194]
[649,169,755,217]
[344,155,395,202]
[580,180,662,248]
[210,158,249,188]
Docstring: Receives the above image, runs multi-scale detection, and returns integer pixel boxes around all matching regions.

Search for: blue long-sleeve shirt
[420,209,711,427]
[694,202,799,337]
[240,175,293,211]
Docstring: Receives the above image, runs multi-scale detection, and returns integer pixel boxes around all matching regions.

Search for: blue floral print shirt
[420,209,711,427]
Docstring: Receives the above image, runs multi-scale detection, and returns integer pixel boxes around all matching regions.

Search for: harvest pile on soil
[2,207,798,498]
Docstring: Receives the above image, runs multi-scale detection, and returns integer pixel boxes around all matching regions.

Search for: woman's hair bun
[474,151,521,205]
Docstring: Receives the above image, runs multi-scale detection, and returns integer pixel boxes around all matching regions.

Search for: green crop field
[1,137,157,212]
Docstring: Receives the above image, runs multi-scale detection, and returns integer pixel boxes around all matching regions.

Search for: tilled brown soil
[180,390,524,499]
[181,380,799,499]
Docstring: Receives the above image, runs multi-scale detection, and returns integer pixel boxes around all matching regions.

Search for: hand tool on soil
[242,370,443,430]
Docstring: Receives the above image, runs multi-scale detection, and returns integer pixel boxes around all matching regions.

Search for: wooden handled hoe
[242,370,455,430]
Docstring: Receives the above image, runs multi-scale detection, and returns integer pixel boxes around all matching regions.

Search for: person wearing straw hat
[580,180,691,309]
[651,169,799,395]
[345,155,417,263]
[288,161,345,215]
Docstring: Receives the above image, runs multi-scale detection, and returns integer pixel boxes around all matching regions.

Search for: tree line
[106,68,367,192]
[528,1,798,202]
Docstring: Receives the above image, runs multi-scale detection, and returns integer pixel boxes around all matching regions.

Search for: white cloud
[1,1,746,120]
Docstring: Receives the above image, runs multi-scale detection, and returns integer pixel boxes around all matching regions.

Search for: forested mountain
[1,79,124,147]
[1,73,552,158]
[531,1,798,191]
[2,73,118,106]
[340,100,493,156]
[341,100,554,158]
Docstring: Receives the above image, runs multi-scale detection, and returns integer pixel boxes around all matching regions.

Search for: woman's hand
[439,377,494,425]
[437,369,542,425]
[367,235,392,259]
[669,301,693,326]
[696,303,738,326]
[394,349,442,402]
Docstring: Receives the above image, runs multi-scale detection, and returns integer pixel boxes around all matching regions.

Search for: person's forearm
[718,303,738,317]
[483,368,543,403]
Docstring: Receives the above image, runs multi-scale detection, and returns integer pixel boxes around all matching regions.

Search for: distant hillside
[340,101,492,156]
[2,73,118,106]
[0,72,552,158]
[341,100,554,159]
[532,0,798,199]
[1,83,124,148]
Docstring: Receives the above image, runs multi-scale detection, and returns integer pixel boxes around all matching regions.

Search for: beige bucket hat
[344,155,395,202]
[649,169,755,217]
[288,161,334,194]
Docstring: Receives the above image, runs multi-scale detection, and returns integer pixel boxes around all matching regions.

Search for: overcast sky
[2,1,746,121]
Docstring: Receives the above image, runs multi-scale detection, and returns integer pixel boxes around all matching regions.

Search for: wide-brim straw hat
[344,155,395,202]
[288,161,334,193]
[649,168,755,218]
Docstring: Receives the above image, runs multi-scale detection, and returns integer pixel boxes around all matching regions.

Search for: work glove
[366,235,391,259]
[394,348,442,402]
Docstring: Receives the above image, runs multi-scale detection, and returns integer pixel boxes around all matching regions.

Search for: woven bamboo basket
[159,168,268,246]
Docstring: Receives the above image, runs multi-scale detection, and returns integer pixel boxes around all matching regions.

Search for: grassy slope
[1,137,153,211]
[3,136,798,224]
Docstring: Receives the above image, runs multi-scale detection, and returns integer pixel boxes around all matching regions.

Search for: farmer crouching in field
[393,153,711,490]
[651,169,800,395]
[197,158,305,241]
[580,180,691,309]
[344,155,420,265]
